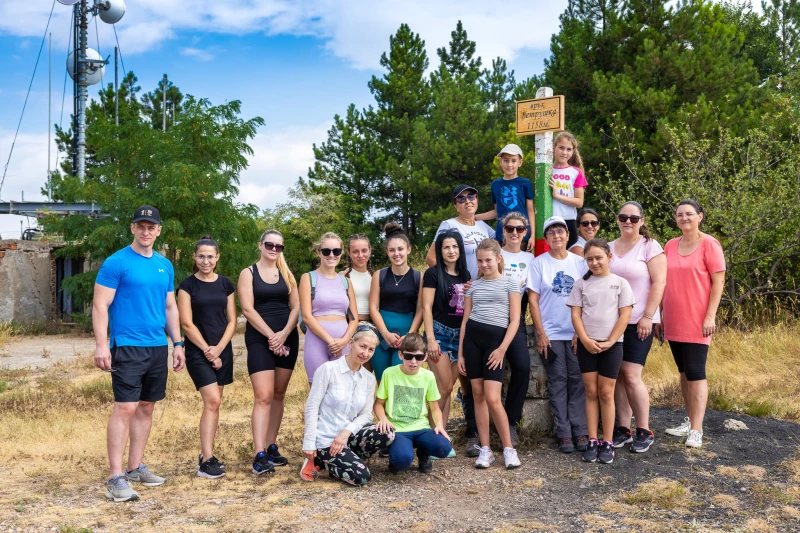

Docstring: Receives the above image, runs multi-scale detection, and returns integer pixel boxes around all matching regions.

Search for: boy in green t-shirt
[375,333,452,474]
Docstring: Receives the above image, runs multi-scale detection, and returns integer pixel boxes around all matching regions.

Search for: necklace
[392,268,409,286]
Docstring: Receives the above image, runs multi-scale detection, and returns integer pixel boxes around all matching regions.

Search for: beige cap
[497,144,523,158]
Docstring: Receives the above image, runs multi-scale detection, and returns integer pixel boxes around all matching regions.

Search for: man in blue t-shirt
[93,205,185,502]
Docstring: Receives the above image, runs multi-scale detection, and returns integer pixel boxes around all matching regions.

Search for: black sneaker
[198,454,226,471]
[598,441,615,464]
[582,439,599,463]
[466,436,481,458]
[631,428,655,453]
[198,457,226,479]
[418,453,432,474]
[575,435,589,452]
[388,462,401,475]
[509,424,520,447]
[252,451,275,475]
[266,444,289,466]
[558,437,575,454]
[612,426,633,448]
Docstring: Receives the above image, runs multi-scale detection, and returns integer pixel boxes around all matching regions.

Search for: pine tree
[480,57,517,130]
[141,74,184,130]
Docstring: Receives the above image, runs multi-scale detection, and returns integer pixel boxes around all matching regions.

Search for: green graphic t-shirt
[376,366,440,433]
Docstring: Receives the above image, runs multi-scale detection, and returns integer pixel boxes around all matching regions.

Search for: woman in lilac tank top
[299,232,359,382]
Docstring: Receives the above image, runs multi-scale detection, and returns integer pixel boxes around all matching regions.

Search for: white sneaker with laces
[474,446,495,469]
[503,447,521,469]
[685,429,703,448]
[665,417,691,437]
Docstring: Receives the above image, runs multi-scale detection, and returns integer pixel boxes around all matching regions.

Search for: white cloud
[0,1,566,69]
[180,47,216,61]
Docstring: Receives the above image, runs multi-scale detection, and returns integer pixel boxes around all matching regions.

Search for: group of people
[93,132,725,503]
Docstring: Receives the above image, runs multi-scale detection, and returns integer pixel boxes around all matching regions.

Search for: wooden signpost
[516,94,564,136]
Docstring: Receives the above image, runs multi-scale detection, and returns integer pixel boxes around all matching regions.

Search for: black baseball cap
[132,205,161,224]
[452,184,478,201]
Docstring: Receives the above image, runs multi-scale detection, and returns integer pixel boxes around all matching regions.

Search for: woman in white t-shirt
[499,212,534,445]
[608,201,666,454]
[342,234,376,371]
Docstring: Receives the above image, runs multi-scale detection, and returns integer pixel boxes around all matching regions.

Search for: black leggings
[462,319,508,382]
[668,341,709,381]
[504,324,531,426]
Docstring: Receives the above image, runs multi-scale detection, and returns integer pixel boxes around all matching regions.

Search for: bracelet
[642,315,653,320]
[173,341,184,347]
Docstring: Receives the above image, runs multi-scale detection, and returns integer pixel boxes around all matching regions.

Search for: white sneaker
[503,447,521,469]
[665,417,691,437]
[474,446,495,469]
[685,429,703,448]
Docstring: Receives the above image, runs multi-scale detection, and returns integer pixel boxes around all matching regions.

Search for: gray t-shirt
[566,273,636,342]
[465,277,517,328]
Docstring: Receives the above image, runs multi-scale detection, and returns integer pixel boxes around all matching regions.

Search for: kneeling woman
[301,324,393,486]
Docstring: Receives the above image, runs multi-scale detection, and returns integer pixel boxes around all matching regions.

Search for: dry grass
[643,324,800,420]
[619,478,689,509]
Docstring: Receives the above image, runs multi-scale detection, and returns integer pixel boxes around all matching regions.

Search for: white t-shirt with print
[526,252,588,340]
[551,166,588,221]
[501,249,535,294]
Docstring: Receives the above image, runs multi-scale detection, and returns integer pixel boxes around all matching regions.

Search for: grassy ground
[0,325,799,532]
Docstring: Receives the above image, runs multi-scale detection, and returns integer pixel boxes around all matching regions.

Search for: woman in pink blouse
[609,202,666,454]
[661,200,726,449]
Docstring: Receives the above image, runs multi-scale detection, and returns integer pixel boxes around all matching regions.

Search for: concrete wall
[0,240,55,323]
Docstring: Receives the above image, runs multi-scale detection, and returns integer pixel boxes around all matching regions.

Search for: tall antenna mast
[48,32,52,200]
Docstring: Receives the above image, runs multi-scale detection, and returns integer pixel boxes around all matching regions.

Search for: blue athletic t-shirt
[490,177,534,237]
[96,246,174,347]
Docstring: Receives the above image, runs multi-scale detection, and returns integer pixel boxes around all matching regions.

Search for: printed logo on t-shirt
[448,283,466,316]
[504,263,529,291]
[552,175,574,198]
[551,271,575,296]
[392,385,424,423]
[500,184,520,210]
[462,229,489,253]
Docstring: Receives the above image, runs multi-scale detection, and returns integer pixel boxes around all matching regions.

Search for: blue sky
[0,0,563,238]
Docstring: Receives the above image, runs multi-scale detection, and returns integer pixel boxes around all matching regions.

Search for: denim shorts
[427,320,461,363]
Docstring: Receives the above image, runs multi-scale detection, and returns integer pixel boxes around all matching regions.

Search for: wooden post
[533,87,554,256]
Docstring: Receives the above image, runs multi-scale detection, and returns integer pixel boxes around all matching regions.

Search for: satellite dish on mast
[67,48,106,85]
[56,0,80,5]
[97,0,126,24]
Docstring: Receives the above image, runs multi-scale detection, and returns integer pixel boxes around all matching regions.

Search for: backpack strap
[379,267,388,288]
[309,270,318,301]
[413,269,421,294]
[338,274,355,322]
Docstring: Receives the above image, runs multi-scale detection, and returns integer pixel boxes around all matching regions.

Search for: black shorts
[565,219,579,249]
[622,323,654,366]
[668,341,709,381]
[111,345,168,403]
[185,343,234,390]
[576,341,623,379]
[462,319,507,382]
[246,328,300,374]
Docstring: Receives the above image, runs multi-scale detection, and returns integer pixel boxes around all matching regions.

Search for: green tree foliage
[141,74,184,130]
[44,75,263,304]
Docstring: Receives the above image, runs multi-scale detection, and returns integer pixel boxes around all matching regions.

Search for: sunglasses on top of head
[617,214,642,224]
[455,193,477,204]
[504,225,527,234]
[402,352,426,361]
[580,220,599,228]
[320,248,343,257]
[262,242,285,252]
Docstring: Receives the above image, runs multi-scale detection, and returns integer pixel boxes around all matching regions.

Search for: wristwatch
[173,341,184,347]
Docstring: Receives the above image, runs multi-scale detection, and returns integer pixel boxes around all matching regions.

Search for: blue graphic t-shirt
[96,246,174,347]
[490,177,534,237]
[526,252,588,341]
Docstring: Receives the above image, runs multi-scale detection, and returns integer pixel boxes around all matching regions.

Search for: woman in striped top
[458,239,521,470]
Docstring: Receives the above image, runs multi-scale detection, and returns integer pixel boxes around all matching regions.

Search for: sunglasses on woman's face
[455,193,477,204]
[580,220,599,228]
[402,352,426,361]
[504,225,527,234]
[617,214,642,224]
[262,242,285,252]
[320,248,343,257]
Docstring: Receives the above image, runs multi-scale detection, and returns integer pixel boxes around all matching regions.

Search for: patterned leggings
[316,425,394,486]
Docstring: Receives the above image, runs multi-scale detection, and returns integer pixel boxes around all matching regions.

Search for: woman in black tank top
[238,229,300,474]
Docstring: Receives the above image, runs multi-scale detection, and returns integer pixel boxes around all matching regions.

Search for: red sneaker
[300,457,321,481]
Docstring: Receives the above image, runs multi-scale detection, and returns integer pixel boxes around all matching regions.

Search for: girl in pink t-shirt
[608,201,666,454]
[661,200,726,449]
[551,132,589,249]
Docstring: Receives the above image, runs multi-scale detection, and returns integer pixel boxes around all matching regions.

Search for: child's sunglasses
[402,352,426,361]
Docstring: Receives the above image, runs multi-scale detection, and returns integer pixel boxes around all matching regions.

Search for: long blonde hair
[260,229,297,294]
[554,131,585,174]
[475,239,504,280]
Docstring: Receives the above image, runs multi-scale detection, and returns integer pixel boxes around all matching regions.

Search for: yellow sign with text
[516,95,565,136]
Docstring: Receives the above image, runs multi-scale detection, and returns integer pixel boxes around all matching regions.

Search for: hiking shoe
[300,457,321,481]
[666,417,691,437]
[466,436,481,458]
[252,451,275,475]
[105,474,139,502]
[558,437,575,454]
[198,457,226,479]
[418,453,433,474]
[631,428,655,453]
[266,444,289,466]
[598,441,615,464]
[198,454,226,471]
[455,387,464,408]
[612,426,633,448]
[503,447,521,470]
[685,429,703,448]
[475,446,495,469]
[388,462,402,475]
[509,424,520,447]
[575,435,589,452]
[582,439,599,463]
[126,463,165,487]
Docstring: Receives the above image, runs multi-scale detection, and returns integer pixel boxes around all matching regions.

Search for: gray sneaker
[509,424,520,447]
[126,463,166,487]
[466,436,481,458]
[105,474,139,502]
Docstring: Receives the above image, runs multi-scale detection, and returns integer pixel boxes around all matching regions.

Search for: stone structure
[503,325,553,434]
[0,240,56,323]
